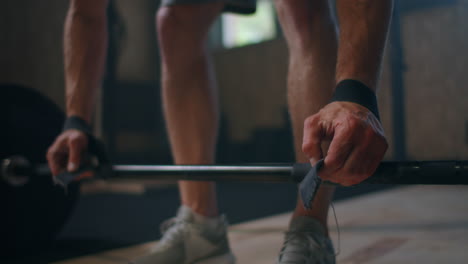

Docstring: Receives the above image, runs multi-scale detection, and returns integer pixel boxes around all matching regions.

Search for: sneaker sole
[193,252,236,264]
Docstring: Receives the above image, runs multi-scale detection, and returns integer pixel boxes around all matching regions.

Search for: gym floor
[4,181,392,264]
[54,185,468,264]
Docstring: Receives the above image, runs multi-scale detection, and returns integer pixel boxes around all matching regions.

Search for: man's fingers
[340,143,371,185]
[330,124,388,186]
[74,171,94,181]
[48,152,66,176]
[67,133,87,172]
[347,133,387,181]
[302,115,324,165]
[302,102,388,186]
[323,123,355,178]
[47,140,68,176]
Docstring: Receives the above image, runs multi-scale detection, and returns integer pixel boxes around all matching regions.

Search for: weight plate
[0,83,80,257]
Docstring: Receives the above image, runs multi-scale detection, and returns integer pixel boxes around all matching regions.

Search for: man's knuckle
[305,115,319,128]
[304,117,313,127]
[348,117,361,128]
[69,134,85,144]
[57,133,67,141]
[302,143,311,153]
[312,114,322,122]
[48,144,62,156]
[303,138,321,151]
[302,142,317,154]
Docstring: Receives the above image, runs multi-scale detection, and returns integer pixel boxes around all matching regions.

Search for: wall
[0,0,68,109]
[402,2,468,159]
[114,0,160,82]
[214,39,289,142]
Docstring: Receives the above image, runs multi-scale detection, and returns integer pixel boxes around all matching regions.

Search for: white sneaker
[130,206,235,264]
[276,217,335,264]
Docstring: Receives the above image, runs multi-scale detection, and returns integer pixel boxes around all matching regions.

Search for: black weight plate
[0,83,80,257]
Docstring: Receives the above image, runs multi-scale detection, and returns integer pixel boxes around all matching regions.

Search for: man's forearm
[64,1,108,124]
[336,0,393,91]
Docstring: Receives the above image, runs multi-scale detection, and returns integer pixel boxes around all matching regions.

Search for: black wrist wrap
[331,79,380,120]
[63,116,92,135]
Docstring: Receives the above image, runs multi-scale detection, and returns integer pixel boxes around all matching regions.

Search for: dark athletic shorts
[161,0,257,14]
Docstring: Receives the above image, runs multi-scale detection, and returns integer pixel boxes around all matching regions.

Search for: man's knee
[156,4,223,51]
[156,7,185,48]
[69,0,108,18]
[276,0,335,47]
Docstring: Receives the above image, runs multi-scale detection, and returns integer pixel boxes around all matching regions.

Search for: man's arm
[64,0,109,122]
[302,0,393,186]
[47,0,109,176]
[336,0,393,90]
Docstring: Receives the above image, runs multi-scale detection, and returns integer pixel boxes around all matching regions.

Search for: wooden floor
[53,185,468,264]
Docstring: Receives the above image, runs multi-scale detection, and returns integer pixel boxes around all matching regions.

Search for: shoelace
[330,202,340,257]
[278,231,325,264]
[157,218,190,247]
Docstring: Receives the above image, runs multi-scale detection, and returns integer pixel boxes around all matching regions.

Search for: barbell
[2,155,468,186]
[2,83,468,258]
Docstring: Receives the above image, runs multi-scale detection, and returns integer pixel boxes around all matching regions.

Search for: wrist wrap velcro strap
[299,159,324,209]
[331,79,380,120]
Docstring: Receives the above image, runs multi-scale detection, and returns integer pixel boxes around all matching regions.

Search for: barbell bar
[3,156,468,186]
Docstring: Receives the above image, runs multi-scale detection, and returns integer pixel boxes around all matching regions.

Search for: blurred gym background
[1,0,468,262]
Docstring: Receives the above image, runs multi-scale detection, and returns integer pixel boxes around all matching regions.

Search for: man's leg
[157,3,224,217]
[130,3,235,264]
[275,0,393,263]
[275,0,337,229]
[274,0,338,263]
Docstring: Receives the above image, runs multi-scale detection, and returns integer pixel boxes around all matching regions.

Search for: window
[221,0,277,48]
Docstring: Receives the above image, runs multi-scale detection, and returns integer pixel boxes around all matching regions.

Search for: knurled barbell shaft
[111,164,297,183]
[111,161,468,185]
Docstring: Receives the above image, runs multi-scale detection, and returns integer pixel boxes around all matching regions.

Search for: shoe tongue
[176,205,195,222]
[289,216,326,236]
